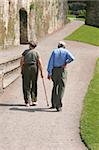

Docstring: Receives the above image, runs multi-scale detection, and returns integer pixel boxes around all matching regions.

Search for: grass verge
[67,15,85,21]
[64,25,99,46]
[80,58,99,150]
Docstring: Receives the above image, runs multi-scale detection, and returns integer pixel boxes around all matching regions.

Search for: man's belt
[25,62,36,66]
[54,66,62,68]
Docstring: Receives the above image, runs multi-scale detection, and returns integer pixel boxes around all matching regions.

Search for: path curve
[0,21,99,150]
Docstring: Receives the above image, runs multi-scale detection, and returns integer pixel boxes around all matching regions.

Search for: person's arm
[36,51,44,78]
[20,56,24,74]
[38,57,44,78]
[66,50,75,64]
[47,52,54,80]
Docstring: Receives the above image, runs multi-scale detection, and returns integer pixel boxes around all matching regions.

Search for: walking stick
[42,78,49,106]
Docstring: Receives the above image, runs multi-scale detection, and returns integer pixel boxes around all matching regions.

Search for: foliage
[68,2,86,11]
[68,2,86,18]
[30,3,35,11]
[76,10,86,18]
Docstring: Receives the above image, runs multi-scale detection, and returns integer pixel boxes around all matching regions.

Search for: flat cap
[58,41,66,47]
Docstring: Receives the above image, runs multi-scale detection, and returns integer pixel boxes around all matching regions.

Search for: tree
[85,1,99,27]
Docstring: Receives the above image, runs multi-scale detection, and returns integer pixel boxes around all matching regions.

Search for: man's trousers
[51,67,67,108]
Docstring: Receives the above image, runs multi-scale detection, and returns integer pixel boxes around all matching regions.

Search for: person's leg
[57,79,65,107]
[31,79,37,105]
[50,93,55,108]
[51,81,58,108]
[50,68,59,108]
[31,65,38,105]
[23,66,31,105]
[22,75,28,104]
[56,69,67,110]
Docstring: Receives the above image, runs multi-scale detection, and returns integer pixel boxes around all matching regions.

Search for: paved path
[0,21,99,150]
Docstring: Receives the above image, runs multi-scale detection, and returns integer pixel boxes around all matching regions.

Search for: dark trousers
[22,64,38,104]
[51,67,67,108]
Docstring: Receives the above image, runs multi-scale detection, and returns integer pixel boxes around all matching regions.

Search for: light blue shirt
[47,47,75,76]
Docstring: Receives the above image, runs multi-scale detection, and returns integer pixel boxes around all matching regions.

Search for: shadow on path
[0,103,25,107]
[10,107,57,112]
[0,103,57,112]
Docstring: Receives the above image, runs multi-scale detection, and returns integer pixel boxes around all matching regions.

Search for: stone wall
[0,0,68,48]
[85,1,99,27]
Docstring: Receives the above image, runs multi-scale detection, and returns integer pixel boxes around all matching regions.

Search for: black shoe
[32,103,37,106]
[31,102,37,106]
[56,107,62,112]
[49,106,55,109]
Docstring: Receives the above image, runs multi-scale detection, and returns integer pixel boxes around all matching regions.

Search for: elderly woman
[20,41,43,107]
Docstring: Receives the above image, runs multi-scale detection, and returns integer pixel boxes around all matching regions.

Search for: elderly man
[20,41,43,107]
[47,41,75,111]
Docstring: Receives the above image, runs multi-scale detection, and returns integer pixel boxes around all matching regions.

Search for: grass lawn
[64,25,99,46]
[67,15,85,21]
[67,14,76,18]
[80,58,99,150]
